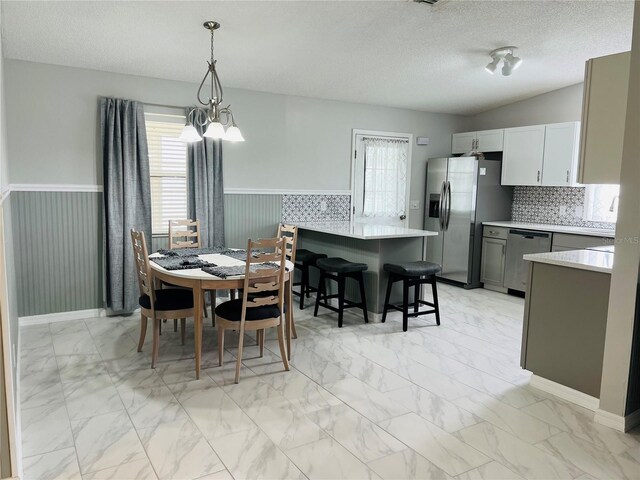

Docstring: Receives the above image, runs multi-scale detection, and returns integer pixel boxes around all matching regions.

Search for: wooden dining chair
[169,219,201,249]
[167,218,210,321]
[215,237,290,384]
[131,229,195,368]
[278,224,298,355]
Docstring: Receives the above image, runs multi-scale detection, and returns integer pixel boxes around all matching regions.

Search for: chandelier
[180,21,244,143]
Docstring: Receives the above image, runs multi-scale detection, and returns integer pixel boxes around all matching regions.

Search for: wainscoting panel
[11,191,103,317]
[224,194,283,248]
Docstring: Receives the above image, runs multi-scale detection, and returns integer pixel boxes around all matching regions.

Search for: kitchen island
[521,247,614,406]
[294,222,438,317]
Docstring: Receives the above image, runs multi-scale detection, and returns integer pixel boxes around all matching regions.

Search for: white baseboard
[529,375,600,411]
[19,308,107,326]
[594,407,640,432]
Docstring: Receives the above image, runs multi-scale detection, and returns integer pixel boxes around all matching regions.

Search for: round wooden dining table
[149,251,295,379]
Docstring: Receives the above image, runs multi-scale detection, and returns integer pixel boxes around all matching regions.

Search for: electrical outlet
[319,200,327,212]
[410,200,420,210]
[559,205,567,216]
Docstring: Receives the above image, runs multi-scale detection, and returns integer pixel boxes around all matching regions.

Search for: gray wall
[11,192,103,317]
[4,60,471,229]
[471,83,584,130]
[1,59,471,318]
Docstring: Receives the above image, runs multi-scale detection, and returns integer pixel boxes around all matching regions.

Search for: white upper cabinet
[476,129,504,153]
[542,122,580,186]
[501,125,546,186]
[452,129,504,154]
[451,132,477,154]
[578,51,630,184]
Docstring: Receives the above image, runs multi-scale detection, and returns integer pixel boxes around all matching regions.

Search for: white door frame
[350,129,414,224]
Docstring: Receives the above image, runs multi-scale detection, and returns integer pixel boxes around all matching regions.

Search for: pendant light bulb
[203,120,226,139]
[179,124,202,143]
[224,123,245,142]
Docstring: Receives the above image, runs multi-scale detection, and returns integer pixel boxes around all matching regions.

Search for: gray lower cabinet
[481,237,507,290]
[481,225,509,292]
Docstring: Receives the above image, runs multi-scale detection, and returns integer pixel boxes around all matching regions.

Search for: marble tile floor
[19,284,640,480]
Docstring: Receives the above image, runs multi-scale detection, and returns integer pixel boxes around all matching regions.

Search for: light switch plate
[479,167,487,176]
[319,200,328,212]
[559,205,567,216]
[410,200,420,210]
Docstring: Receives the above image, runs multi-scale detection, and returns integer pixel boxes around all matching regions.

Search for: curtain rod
[143,101,188,110]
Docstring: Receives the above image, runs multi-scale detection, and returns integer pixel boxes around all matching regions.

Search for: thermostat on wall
[416,137,429,145]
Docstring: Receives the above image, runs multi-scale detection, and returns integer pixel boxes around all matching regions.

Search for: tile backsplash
[511,186,615,230]
[282,194,351,223]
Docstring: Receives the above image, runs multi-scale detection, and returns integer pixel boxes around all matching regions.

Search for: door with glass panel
[351,130,412,226]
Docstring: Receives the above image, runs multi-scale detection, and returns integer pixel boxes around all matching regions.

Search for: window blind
[145,117,188,234]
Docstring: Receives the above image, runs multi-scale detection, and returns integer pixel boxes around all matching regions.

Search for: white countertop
[294,221,439,240]
[524,249,614,274]
[483,221,615,238]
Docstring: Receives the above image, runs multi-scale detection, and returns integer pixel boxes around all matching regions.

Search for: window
[583,184,620,223]
[145,113,188,235]
[352,131,412,226]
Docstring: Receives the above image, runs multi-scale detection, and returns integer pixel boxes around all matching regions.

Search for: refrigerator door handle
[445,181,452,230]
[438,181,446,230]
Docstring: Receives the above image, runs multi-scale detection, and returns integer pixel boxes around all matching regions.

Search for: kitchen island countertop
[524,249,614,274]
[293,221,439,240]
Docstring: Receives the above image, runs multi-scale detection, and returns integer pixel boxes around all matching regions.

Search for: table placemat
[156,247,226,257]
[151,256,217,271]
[202,262,280,279]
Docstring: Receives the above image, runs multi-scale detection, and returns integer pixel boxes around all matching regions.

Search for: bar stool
[382,261,442,332]
[293,249,328,309]
[314,257,369,327]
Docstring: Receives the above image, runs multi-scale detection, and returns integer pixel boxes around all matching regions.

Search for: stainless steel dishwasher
[505,229,552,291]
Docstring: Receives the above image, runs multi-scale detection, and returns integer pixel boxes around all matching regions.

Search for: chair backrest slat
[169,219,201,249]
[130,229,154,302]
[277,224,298,263]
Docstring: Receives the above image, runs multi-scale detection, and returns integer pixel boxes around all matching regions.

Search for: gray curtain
[187,110,225,248]
[101,97,151,314]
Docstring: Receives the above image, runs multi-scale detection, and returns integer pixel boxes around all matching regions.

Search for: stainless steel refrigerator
[424,155,513,288]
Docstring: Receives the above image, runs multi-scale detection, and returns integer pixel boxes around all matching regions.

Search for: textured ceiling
[0,0,634,115]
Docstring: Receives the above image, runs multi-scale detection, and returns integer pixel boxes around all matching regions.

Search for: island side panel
[523,262,611,398]
[297,230,382,314]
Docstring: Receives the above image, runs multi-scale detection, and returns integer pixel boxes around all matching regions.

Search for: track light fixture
[485,46,522,77]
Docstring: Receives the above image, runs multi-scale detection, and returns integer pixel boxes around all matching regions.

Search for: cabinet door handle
[537,170,541,183]
[566,170,570,183]
[502,244,505,255]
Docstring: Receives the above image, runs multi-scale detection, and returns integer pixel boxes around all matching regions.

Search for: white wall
[471,83,584,130]
[4,60,471,228]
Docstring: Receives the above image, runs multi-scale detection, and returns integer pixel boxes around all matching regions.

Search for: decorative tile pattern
[511,186,615,230]
[282,194,351,222]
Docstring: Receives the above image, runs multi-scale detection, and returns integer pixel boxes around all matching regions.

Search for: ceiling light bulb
[203,121,226,139]
[224,124,245,142]
[485,57,499,74]
[179,124,202,143]
[502,62,513,76]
